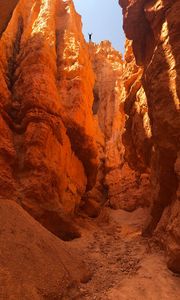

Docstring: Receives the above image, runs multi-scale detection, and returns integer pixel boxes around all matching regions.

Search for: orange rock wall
[84,41,124,215]
[0,0,19,36]
[0,0,98,236]
[117,40,152,211]
[87,41,151,212]
[120,0,180,272]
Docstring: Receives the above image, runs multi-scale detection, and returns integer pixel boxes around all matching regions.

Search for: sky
[73,0,125,53]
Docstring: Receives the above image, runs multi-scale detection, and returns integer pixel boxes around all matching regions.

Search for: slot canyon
[0,0,179,299]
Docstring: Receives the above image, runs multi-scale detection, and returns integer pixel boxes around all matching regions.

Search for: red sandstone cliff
[85,41,151,214]
[82,41,124,216]
[0,0,98,295]
[0,0,98,237]
[0,0,153,232]
[119,0,180,272]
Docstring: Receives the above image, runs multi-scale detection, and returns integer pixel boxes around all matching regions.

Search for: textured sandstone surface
[87,40,151,213]
[0,0,98,236]
[0,0,19,36]
[0,200,88,299]
[120,0,180,272]
[84,41,124,213]
[122,40,152,173]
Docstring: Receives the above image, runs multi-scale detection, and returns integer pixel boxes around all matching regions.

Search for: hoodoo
[0,0,179,299]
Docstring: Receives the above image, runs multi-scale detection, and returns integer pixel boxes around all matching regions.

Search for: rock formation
[85,40,151,214]
[82,41,124,216]
[0,0,98,238]
[119,0,180,273]
[0,1,179,297]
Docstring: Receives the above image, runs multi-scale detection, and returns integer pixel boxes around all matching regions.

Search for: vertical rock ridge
[55,0,98,189]
[120,0,180,272]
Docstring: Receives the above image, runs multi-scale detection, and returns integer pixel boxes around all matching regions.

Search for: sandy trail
[68,208,180,300]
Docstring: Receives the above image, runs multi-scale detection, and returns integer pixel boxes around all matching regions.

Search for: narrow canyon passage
[67,207,180,300]
[0,0,179,299]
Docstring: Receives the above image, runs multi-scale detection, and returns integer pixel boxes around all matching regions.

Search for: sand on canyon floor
[67,207,180,300]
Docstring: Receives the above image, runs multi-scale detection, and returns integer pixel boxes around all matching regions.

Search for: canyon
[0,0,179,299]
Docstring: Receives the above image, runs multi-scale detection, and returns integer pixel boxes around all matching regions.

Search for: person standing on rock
[88,33,93,42]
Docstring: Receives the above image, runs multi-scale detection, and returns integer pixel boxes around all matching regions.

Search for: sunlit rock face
[85,41,151,213]
[0,0,98,236]
[119,39,152,211]
[122,40,152,173]
[83,41,124,215]
[120,0,180,272]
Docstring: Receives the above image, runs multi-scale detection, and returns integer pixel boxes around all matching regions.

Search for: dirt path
[68,208,180,300]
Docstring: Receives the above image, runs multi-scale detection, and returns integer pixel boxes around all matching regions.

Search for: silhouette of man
[88,33,93,42]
